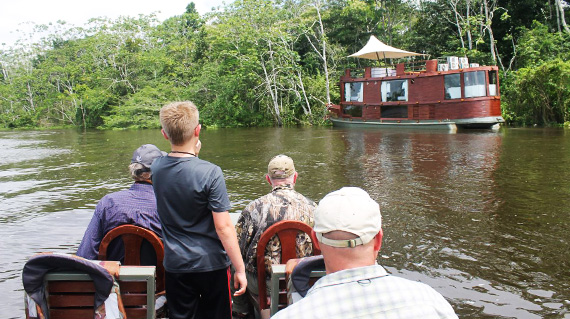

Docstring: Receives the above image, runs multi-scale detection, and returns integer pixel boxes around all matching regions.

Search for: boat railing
[436,57,449,65]
[349,69,365,78]
[402,60,429,73]
[344,59,436,79]
[344,57,489,80]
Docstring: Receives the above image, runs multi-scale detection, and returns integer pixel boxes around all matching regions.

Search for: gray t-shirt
[151,155,231,273]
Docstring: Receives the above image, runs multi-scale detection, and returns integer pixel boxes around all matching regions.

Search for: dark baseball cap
[131,144,166,168]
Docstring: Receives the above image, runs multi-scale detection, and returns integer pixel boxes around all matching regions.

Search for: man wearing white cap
[272,187,458,319]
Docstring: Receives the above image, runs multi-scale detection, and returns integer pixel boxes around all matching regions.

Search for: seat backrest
[256,220,320,311]
[38,266,156,319]
[285,255,326,305]
[99,225,165,292]
[23,253,156,319]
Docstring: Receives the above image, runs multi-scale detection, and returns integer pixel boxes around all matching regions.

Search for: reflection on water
[0,127,569,319]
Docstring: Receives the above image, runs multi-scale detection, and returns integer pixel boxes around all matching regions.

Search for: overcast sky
[0,0,230,48]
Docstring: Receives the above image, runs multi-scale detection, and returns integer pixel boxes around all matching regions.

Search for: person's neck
[271,183,295,192]
[324,258,376,274]
[170,141,198,157]
[321,244,378,274]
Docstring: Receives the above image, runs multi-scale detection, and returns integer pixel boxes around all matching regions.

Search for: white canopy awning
[348,35,425,60]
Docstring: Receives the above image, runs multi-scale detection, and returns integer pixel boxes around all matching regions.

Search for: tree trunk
[259,46,282,126]
[483,0,497,64]
[305,0,332,106]
[466,0,473,50]
[449,0,466,49]
[0,63,9,83]
[555,0,562,32]
[26,82,35,112]
[556,0,570,34]
[315,1,331,105]
[296,70,312,116]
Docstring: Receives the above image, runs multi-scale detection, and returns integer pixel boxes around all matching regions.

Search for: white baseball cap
[314,187,382,248]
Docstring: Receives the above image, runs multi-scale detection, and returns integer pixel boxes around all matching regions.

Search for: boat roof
[348,35,425,60]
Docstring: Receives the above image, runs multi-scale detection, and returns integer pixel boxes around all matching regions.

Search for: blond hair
[160,101,199,146]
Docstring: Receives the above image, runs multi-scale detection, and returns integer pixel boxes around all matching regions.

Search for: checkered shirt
[76,182,162,260]
[272,264,458,319]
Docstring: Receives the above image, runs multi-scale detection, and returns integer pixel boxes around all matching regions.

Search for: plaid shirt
[235,184,316,276]
[273,264,458,319]
[76,182,162,260]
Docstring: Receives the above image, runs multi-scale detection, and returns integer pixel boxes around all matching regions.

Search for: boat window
[344,82,363,102]
[444,74,461,99]
[464,71,486,98]
[488,70,498,96]
[342,105,362,117]
[381,105,408,118]
[381,80,408,102]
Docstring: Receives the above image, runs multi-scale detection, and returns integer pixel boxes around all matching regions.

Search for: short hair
[160,101,199,146]
[129,163,152,181]
[268,172,295,185]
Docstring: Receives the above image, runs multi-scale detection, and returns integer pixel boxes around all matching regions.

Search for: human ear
[312,229,321,251]
[373,228,383,251]
[161,129,169,140]
[195,124,201,137]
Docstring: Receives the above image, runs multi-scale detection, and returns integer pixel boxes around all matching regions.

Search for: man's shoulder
[295,191,317,206]
[246,190,278,205]
[271,291,321,319]
[153,157,223,180]
[246,190,314,208]
[188,158,223,176]
[152,156,220,169]
[99,188,130,203]
[382,273,446,294]
[274,188,316,204]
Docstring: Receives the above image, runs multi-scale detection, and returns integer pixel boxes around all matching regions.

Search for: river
[0,127,569,318]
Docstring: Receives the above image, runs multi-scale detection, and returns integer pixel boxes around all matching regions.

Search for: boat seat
[41,266,156,319]
[285,255,326,304]
[98,225,165,293]
[251,220,321,318]
[23,253,156,319]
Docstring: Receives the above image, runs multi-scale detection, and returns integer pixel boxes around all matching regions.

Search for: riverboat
[327,36,504,130]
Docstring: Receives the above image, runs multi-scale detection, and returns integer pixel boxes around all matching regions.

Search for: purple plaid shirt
[76,182,162,260]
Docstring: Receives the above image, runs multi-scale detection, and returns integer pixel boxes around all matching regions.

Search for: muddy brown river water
[0,127,568,318]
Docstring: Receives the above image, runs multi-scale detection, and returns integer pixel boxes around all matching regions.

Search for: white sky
[0,0,230,48]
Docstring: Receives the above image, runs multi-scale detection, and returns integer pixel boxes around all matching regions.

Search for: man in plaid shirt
[77,144,165,261]
[273,187,458,319]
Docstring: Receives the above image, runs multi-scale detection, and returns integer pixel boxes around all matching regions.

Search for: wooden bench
[43,266,156,319]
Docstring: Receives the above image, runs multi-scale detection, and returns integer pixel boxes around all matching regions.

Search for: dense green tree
[409,1,459,56]
[514,21,570,68]
[1,0,569,128]
[503,59,570,125]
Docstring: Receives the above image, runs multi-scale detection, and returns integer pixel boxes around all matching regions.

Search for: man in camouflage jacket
[233,155,316,318]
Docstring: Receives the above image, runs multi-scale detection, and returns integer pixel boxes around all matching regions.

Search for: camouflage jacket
[235,184,316,277]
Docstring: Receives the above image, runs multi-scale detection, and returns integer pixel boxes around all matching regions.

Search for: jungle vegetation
[0,0,569,129]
